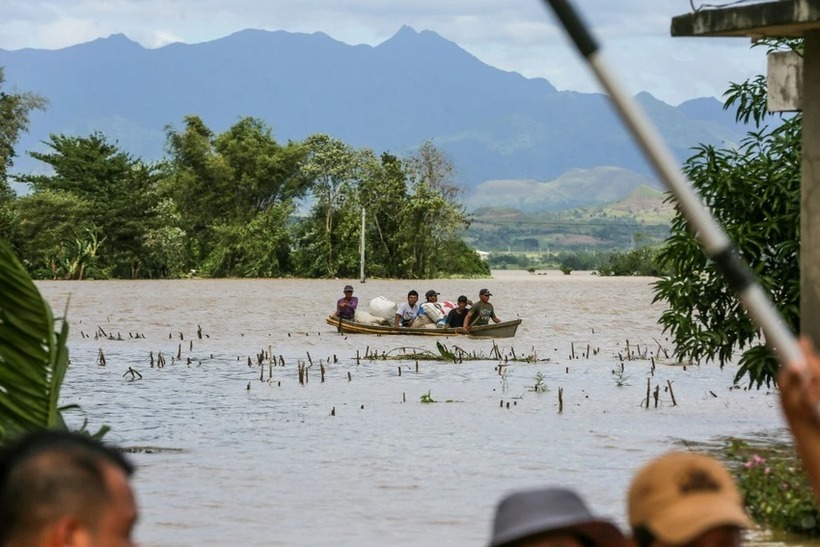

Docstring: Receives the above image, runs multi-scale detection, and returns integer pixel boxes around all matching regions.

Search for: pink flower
[745,454,766,468]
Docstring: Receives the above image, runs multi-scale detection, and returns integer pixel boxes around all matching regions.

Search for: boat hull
[326,316,521,338]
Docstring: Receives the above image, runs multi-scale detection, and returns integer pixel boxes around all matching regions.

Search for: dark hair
[0,430,134,544]
[506,530,596,547]
[630,525,655,547]
[408,290,418,297]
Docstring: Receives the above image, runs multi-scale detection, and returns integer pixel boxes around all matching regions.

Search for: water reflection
[36,272,817,546]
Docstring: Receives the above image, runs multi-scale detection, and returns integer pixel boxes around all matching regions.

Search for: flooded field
[37,271,816,546]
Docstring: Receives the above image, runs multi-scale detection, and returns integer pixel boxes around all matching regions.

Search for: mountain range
[0,26,749,208]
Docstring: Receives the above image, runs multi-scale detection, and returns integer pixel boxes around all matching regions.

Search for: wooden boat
[326,316,521,338]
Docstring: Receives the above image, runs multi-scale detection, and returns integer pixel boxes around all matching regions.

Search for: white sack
[369,296,397,320]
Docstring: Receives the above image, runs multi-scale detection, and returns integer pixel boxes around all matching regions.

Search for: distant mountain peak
[394,25,419,37]
[65,33,144,52]
[379,25,453,48]
[0,24,748,191]
[94,33,139,46]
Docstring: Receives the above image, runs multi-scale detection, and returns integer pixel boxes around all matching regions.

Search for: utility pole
[359,208,366,283]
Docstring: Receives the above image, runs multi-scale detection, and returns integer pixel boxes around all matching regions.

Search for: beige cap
[628,451,752,545]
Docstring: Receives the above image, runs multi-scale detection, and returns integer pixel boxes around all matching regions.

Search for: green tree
[12,190,95,278]
[163,115,233,265]
[15,133,163,278]
[200,202,294,277]
[653,40,801,387]
[598,246,668,277]
[354,152,409,278]
[401,141,475,278]
[294,134,366,277]
[213,117,311,209]
[141,198,188,278]
[0,67,48,242]
[163,116,308,276]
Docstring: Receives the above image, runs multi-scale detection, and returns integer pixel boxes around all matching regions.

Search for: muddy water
[37,271,817,546]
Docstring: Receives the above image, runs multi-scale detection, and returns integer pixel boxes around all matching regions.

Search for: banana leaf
[0,240,68,440]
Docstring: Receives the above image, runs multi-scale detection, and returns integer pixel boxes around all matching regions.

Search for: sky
[0,0,770,106]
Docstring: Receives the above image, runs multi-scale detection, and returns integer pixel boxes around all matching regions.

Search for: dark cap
[479,288,492,296]
[343,285,354,292]
[489,487,625,547]
[457,295,468,302]
[425,289,440,298]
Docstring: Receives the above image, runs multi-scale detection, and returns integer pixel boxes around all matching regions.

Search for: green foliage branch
[0,240,106,440]
[652,39,801,388]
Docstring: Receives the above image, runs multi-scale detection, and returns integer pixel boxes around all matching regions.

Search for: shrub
[724,438,819,536]
[597,246,668,277]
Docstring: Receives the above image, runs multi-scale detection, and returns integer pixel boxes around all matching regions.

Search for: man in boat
[445,295,470,329]
[626,451,751,547]
[0,430,139,547]
[335,285,358,320]
[464,288,501,332]
[488,487,625,546]
[394,290,420,327]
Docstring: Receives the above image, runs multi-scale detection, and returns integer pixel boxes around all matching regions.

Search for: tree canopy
[0,68,47,245]
[653,40,801,388]
[4,107,488,280]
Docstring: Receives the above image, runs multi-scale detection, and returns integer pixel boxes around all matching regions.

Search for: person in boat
[488,486,625,546]
[422,289,447,327]
[464,288,501,332]
[394,290,420,327]
[0,430,139,547]
[626,451,751,547]
[335,284,358,320]
[445,295,470,329]
[778,337,820,503]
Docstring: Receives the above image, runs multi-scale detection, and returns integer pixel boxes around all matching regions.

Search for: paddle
[541,0,805,372]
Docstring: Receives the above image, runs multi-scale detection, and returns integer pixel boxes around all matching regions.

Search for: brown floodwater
[36,271,819,546]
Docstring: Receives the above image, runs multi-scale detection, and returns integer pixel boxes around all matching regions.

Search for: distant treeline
[467,210,671,252]
[1,113,489,280]
[487,246,670,277]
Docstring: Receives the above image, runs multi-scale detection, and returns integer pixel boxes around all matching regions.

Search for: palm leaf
[435,341,455,361]
[0,240,68,440]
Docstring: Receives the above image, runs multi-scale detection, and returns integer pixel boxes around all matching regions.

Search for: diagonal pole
[541,0,804,371]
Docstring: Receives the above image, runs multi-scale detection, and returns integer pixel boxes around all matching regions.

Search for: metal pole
[360,207,366,283]
[542,0,804,370]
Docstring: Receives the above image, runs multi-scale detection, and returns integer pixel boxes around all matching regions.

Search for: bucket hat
[489,487,624,546]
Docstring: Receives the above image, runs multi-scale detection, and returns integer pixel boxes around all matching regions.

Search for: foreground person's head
[489,487,625,547]
[0,429,138,547]
[628,451,751,547]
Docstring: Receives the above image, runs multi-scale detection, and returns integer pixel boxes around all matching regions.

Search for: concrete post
[802,31,820,345]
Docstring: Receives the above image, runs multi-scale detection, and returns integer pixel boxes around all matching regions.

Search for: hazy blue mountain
[1,26,747,196]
